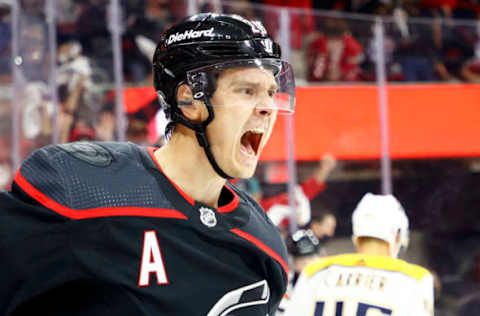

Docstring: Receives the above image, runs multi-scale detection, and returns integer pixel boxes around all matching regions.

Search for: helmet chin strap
[172,101,233,180]
[194,129,233,180]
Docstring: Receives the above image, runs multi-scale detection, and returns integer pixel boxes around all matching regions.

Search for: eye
[268,90,278,98]
[236,88,255,96]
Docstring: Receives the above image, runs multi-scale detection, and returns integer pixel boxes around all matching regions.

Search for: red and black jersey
[0,142,289,316]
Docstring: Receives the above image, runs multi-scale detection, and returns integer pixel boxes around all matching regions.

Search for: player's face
[207,67,278,178]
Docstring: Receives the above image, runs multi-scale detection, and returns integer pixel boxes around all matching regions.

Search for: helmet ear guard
[187,71,212,101]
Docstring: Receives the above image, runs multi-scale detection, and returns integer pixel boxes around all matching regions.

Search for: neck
[355,238,391,257]
[154,128,226,208]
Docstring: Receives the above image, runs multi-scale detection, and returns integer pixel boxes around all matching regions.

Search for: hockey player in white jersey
[284,193,434,316]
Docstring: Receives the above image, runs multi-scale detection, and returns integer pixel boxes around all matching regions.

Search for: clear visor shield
[186,59,295,115]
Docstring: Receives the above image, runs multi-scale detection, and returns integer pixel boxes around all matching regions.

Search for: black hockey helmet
[152,13,295,179]
[286,229,321,257]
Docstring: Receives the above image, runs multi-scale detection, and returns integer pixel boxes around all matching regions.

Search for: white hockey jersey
[284,253,434,316]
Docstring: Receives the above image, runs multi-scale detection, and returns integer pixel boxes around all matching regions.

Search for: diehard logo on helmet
[167,28,215,45]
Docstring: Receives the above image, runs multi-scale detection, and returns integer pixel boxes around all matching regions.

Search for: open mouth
[240,128,264,156]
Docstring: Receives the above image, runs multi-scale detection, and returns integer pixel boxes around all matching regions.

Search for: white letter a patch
[138,230,169,287]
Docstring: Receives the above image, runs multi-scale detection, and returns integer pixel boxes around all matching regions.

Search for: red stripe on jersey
[14,170,188,220]
[231,228,289,277]
[148,147,195,206]
[217,185,239,213]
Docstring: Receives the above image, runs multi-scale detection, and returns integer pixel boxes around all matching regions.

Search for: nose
[255,106,272,116]
[254,94,275,117]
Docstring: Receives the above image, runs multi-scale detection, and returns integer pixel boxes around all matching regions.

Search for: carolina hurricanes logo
[199,207,217,227]
[207,280,270,316]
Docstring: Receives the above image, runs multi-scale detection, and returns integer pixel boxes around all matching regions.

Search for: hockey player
[0,13,295,315]
[284,193,434,316]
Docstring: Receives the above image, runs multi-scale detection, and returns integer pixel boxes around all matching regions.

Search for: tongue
[241,133,255,155]
[243,142,254,155]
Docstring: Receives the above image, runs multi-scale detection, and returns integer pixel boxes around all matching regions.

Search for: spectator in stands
[58,74,93,143]
[230,155,337,233]
[362,24,400,81]
[57,40,93,104]
[424,1,477,82]
[307,210,337,243]
[74,0,112,79]
[126,117,151,145]
[393,0,438,82]
[94,105,116,141]
[122,0,173,83]
[434,24,476,82]
[68,120,96,142]
[260,154,337,230]
[307,18,364,82]
[56,40,102,144]
[461,40,480,82]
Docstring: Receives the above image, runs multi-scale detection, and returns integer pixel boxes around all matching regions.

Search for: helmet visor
[186,58,295,115]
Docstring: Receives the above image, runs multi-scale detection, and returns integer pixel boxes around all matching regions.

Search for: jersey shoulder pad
[15,142,172,216]
[303,254,350,277]
[401,261,432,282]
[304,253,431,281]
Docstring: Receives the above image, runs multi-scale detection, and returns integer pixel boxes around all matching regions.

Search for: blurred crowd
[263,0,480,83]
[0,0,479,159]
[0,0,479,84]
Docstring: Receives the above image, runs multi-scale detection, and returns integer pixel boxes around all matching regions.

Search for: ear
[176,84,207,122]
[395,230,400,243]
[177,83,193,106]
[352,236,358,250]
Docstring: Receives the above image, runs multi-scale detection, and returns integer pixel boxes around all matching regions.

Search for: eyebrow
[230,80,279,91]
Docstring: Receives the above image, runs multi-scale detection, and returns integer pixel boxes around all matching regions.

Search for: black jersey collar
[147,147,240,213]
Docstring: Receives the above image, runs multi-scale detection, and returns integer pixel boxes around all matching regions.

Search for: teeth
[248,128,265,134]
